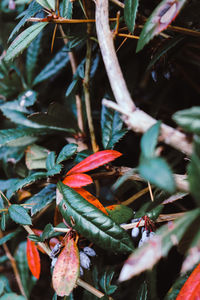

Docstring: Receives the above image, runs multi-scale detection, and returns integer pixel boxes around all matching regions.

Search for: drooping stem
[0,229,27,299]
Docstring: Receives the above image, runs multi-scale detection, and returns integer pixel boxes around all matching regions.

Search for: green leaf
[139,157,176,193]
[0,128,46,147]
[141,122,161,158]
[173,106,200,135]
[8,1,42,41]
[0,228,21,246]
[136,0,187,52]
[99,270,117,295]
[25,184,56,216]
[7,172,48,197]
[26,31,43,85]
[57,182,134,254]
[61,0,73,18]
[57,143,78,164]
[41,223,54,241]
[36,0,55,10]
[33,45,69,85]
[101,105,127,150]
[136,281,148,300]
[0,276,11,293]
[0,293,26,300]
[8,205,32,225]
[188,154,200,206]
[46,152,56,171]
[46,152,62,176]
[25,144,49,170]
[1,213,6,231]
[119,209,200,281]
[28,234,42,242]
[5,23,47,63]
[147,35,184,71]
[124,0,139,33]
[106,205,133,225]
[28,103,77,133]
[15,241,37,298]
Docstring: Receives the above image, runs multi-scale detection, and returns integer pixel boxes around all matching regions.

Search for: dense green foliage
[0,0,200,299]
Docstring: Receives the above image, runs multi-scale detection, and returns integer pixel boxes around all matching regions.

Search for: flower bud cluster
[79,246,96,276]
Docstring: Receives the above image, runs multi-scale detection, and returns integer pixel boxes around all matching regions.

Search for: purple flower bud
[80,266,84,276]
[131,227,140,238]
[83,246,96,257]
[80,251,91,270]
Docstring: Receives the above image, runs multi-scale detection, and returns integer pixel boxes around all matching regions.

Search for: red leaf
[176,263,200,300]
[66,150,122,175]
[63,173,93,188]
[75,188,108,215]
[27,238,41,279]
[52,238,80,296]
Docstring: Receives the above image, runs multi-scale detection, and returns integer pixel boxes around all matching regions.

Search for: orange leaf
[52,238,80,296]
[75,188,108,215]
[63,173,93,188]
[27,238,41,279]
[67,150,122,175]
[176,263,200,300]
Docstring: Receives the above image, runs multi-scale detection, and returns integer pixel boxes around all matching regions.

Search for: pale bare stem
[110,0,124,8]
[83,32,99,152]
[77,278,104,298]
[0,230,27,299]
[58,25,85,133]
[95,0,193,156]
[117,33,139,39]
[23,225,52,256]
[102,99,193,156]
[122,187,149,206]
[148,181,154,202]
[92,166,189,192]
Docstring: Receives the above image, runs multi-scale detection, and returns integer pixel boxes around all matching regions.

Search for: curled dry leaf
[52,238,80,296]
[119,237,162,281]
[27,238,41,279]
[66,150,122,175]
[137,0,187,52]
[74,188,108,215]
[176,263,200,300]
[63,173,93,188]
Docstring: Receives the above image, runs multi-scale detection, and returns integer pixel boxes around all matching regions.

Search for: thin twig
[0,229,27,299]
[83,4,99,152]
[92,166,189,192]
[148,181,154,202]
[59,25,85,133]
[28,17,117,23]
[122,187,149,206]
[117,33,139,39]
[77,278,104,298]
[121,212,185,230]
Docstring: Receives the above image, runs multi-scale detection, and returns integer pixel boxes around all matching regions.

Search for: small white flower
[80,251,91,270]
[83,246,96,257]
